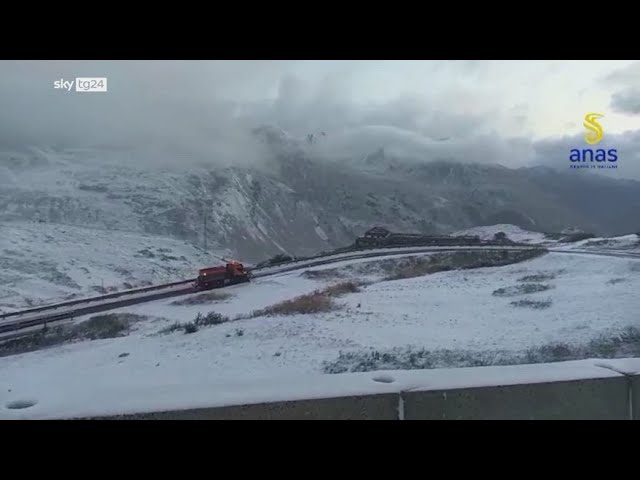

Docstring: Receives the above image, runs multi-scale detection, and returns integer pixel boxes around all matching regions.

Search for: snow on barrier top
[0,358,627,420]
[592,358,640,376]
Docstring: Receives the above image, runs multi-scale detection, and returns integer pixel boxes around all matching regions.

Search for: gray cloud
[604,61,640,86]
[611,87,640,114]
[0,61,505,172]
[309,125,535,170]
[603,61,640,116]
[1,60,640,180]
[0,60,294,168]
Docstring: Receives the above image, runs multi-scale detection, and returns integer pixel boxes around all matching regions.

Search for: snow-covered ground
[563,234,640,252]
[454,224,640,254]
[452,224,554,244]
[1,249,639,419]
[0,221,230,313]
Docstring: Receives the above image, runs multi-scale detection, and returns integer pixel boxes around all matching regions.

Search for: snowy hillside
[451,225,640,252]
[2,249,640,418]
[2,142,640,265]
[452,224,553,244]
[0,221,230,313]
[567,234,640,252]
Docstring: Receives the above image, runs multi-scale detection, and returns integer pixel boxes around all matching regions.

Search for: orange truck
[195,261,251,289]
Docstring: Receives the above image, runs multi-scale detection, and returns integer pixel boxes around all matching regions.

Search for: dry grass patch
[250,280,366,318]
[323,281,364,297]
[252,292,336,317]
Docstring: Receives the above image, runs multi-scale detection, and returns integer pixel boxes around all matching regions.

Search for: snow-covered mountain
[0,222,231,312]
[453,224,554,245]
[2,126,640,264]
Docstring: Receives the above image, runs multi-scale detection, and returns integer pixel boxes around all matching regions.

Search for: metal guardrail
[0,278,196,321]
[0,285,199,334]
[252,244,544,278]
[251,241,532,272]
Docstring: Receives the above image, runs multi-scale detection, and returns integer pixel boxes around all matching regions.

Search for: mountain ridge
[2,135,640,262]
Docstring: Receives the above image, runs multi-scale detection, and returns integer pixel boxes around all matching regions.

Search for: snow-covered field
[564,234,640,252]
[0,221,230,313]
[455,224,640,253]
[1,248,639,419]
[453,224,554,244]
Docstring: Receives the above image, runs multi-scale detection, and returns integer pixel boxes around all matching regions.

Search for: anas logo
[583,112,604,145]
[569,112,617,169]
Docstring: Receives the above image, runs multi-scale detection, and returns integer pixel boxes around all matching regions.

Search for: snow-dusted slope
[3,143,640,265]
[452,224,552,244]
[1,250,639,418]
[566,234,640,252]
[0,221,230,313]
[453,224,640,252]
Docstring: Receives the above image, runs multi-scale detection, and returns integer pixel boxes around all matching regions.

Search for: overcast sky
[1,60,639,176]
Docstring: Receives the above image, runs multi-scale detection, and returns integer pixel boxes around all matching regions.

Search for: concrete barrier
[628,375,640,420]
[403,377,629,420]
[88,393,400,420]
[574,359,640,420]
[10,359,637,420]
[87,373,630,420]
[630,376,640,420]
[590,359,640,420]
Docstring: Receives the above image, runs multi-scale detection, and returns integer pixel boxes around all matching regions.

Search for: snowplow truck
[195,262,251,289]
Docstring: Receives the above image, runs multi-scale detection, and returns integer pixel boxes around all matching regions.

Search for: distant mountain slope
[0,221,230,312]
[2,128,640,262]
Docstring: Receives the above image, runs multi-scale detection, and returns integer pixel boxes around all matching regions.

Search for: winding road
[1,244,638,338]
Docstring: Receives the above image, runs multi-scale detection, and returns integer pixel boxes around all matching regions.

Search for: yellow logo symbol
[583,112,604,145]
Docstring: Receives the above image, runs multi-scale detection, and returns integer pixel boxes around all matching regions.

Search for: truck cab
[195,262,251,289]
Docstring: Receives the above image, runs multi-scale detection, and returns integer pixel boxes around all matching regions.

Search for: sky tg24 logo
[569,113,617,169]
[53,77,108,93]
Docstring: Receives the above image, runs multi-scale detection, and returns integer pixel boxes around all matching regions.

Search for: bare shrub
[249,279,366,318]
[323,281,363,297]
[0,314,147,358]
[510,299,552,309]
[158,322,184,334]
[183,322,198,334]
[323,328,640,373]
[493,283,553,297]
[194,311,229,326]
[518,273,556,282]
[71,313,141,340]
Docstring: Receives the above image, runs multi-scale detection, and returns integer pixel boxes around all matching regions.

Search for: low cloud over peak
[0,60,639,178]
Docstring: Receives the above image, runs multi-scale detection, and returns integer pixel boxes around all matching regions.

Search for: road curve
[3,244,638,337]
[0,245,542,335]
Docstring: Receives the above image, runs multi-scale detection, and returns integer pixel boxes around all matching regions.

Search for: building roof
[365,226,391,235]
